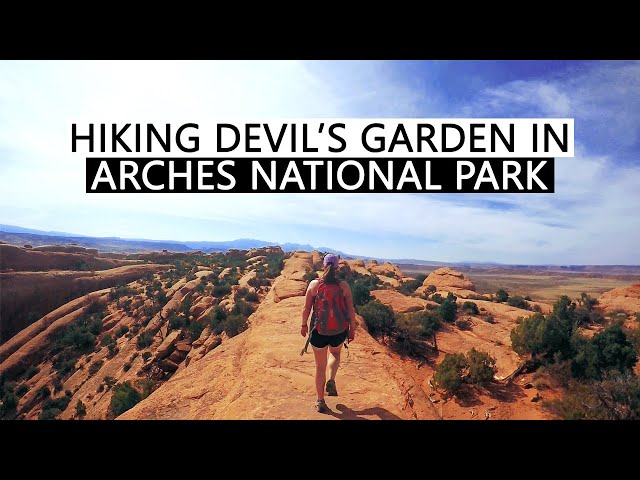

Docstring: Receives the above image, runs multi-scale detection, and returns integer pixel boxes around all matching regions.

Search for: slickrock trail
[121,252,439,420]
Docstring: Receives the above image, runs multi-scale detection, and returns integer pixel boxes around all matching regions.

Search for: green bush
[466,348,497,386]
[101,334,115,347]
[507,296,530,310]
[455,318,471,330]
[234,287,249,299]
[142,351,152,362]
[461,301,479,315]
[303,271,318,282]
[495,289,509,303]
[15,383,29,398]
[424,284,437,295]
[75,400,87,419]
[110,382,142,416]
[351,281,372,307]
[225,314,248,337]
[53,377,63,393]
[213,284,232,297]
[414,311,442,337]
[137,331,154,349]
[37,386,51,400]
[115,325,129,338]
[393,315,427,356]
[437,298,457,323]
[572,322,637,380]
[168,313,187,332]
[25,365,40,380]
[245,291,259,302]
[397,274,427,295]
[188,320,206,340]
[434,353,467,394]
[39,396,71,420]
[546,373,640,420]
[123,362,132,372]
[88,360,104,376]
[358,300,395,336]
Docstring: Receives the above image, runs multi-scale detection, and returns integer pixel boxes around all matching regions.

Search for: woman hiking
[300,254,357,413]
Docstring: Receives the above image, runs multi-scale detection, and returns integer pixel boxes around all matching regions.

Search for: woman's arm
[300,280,318,336]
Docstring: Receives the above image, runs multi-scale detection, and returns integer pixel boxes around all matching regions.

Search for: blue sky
[0,60,639,264]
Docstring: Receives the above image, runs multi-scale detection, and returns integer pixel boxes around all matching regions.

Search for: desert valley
[1,238,639,420]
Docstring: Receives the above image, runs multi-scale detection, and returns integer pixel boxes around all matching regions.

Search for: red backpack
[312,279,350,335]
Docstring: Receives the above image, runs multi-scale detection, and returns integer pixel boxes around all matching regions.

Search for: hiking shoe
[315,399,328,413]
[326,379,338,396]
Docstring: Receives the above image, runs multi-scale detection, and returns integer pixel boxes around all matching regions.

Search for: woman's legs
[328,344,342,382]
[312,345,329,400]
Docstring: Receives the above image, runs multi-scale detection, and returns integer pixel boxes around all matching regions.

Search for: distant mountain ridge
[0,225,349,257]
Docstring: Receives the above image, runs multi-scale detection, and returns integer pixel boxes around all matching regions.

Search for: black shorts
[310,329,348,349]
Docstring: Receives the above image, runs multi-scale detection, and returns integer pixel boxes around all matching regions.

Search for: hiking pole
[300,316,316,356]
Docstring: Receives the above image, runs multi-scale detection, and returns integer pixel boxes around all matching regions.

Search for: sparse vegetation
[358,300,395,338]
[437,293,458,323]
[455,318,471,330]
[434,348,497,395]
[461,301,479,315]
[137,331,154,349]
[245,291,259,302]
[303,271,318,282]
[88,360,104,376]
[506,295,530,310]
[75,400,87,419]
[495,289,509,303]
[110,382,142,416]
[39,396,71,420]
[397,274,427,295]
[225,314,248,337]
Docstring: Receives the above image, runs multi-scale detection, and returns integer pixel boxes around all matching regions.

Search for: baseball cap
[323,253,339,268]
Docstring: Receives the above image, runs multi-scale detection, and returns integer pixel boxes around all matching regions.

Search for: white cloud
[0,60,638,264]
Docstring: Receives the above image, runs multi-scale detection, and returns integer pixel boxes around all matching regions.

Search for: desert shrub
[572,322,637,380]
[393,315,427,356]
[39,396,71,420]
[303,271,318,282]
[103,376,117,389]
[37,386,51,400]
[88,318,103,336]
[168,313,187,332]
[358,300,395,337]
[351,281,372,307]
[424,285,437,295]
[482,314,495,324]
[232,299,255,317]
[234,287,249,300]
[207,306,228,334]
[437,297,457,323]
[88,360,104,376]
[507,296,530,310]
[15,383,29,398]
[142,352,152,362]
[511,313,555,357]
[53,358,77,377]
[524,295,533,301]
[107,343,119,359]
[75,400,87,419]
[115,325,129,338]
[186,271,196,282]
[546,373,640,420]
[495,289,509,303]
[414,311,442,337]
[431,293,445,304]
[25,365,40,380]
[109,284,136,301]
[461,301,479,315]
[53,377,63,393]
[137,331,154,349]
[123,362,132,372]
[224,314,248,337]
[434,353,467,394]
[397,274,427,295]
[455,318,471,330]
[466,348,497,386]
[245,291,259,302]
[101,334,115,347]
[213,284,232,297]
[188,320,206,340]
[110,382,142,416]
